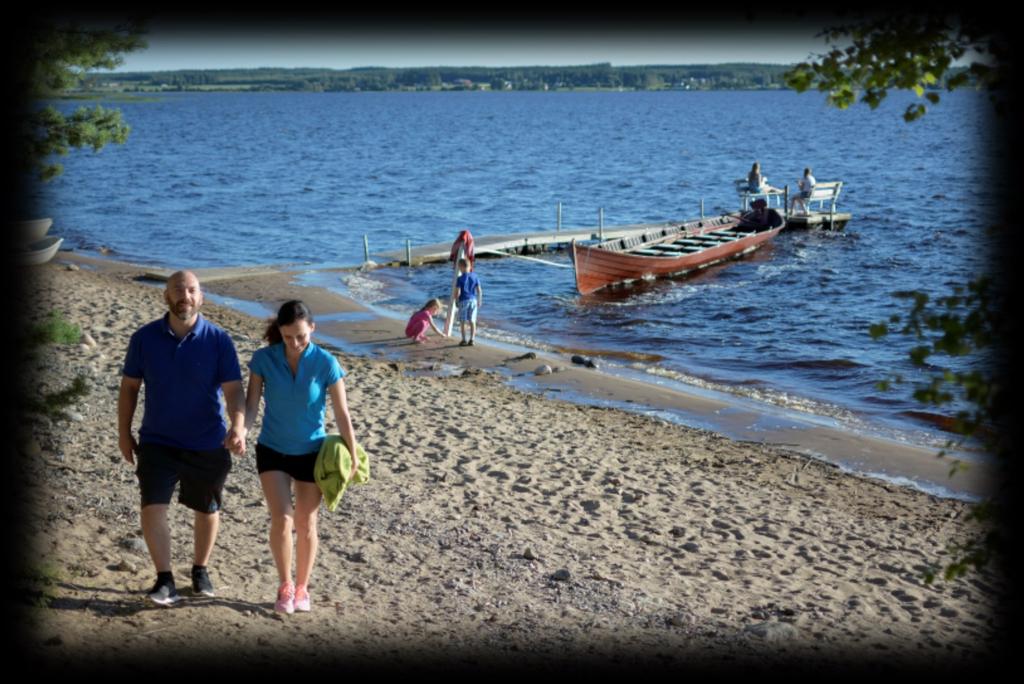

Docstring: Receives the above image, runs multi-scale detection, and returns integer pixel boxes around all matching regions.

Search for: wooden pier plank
[374,220,689,265]
[373,208,851,266]
[786,211,852,229]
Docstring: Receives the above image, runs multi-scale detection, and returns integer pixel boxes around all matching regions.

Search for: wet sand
[178,258,994,500]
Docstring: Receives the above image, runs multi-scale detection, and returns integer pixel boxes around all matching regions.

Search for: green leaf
[903,103,928,122]
[22,20,147,181]
[908,345,931,366]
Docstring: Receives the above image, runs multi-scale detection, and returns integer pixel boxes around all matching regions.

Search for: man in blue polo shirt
[118,270,245,606]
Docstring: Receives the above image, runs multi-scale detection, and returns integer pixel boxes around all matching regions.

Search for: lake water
[33,89,1004,454]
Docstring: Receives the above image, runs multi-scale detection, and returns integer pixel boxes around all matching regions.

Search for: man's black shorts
[136,442,232,513]
[256,442,318,483]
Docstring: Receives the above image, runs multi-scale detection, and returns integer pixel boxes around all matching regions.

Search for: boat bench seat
[609,235,646,251]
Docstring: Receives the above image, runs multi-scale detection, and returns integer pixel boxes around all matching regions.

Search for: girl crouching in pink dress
[405,298,447,343]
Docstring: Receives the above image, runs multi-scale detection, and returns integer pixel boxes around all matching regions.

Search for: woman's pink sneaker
[275,581,295,614]
[294,585,311,612]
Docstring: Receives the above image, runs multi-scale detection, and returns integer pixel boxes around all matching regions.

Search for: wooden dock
[374,209,850,267]
[136,195,851,276]
[373,219,704,266]
[137,207,853,281]
[786,211,852,230]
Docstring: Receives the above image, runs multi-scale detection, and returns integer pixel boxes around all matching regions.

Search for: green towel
[314,434,370,512]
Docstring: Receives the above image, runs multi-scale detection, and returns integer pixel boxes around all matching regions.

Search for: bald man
[119,271,246,606]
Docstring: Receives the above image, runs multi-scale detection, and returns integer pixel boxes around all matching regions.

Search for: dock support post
[557,202,562,232]
[363,235,370,263]
[406,238,412,266]
[700,199,705,218]
[599,208,604,240]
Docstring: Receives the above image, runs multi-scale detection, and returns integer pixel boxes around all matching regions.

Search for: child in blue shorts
[455,258,483,346]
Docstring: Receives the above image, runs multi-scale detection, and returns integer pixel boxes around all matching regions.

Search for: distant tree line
[86,63,815,92]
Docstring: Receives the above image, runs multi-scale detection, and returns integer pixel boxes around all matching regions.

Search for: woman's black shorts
[256,442,318,483]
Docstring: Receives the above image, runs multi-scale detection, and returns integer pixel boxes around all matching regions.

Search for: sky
[106,14,838,72]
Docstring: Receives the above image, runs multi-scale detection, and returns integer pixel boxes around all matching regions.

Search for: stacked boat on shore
[16,218,63,265]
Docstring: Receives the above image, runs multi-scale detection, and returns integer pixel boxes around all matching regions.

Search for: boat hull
[15,218,53,244]
[18,236,64,265]
[571,212,783,294]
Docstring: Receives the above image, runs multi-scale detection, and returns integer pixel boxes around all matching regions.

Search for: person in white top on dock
[791,167,817,215]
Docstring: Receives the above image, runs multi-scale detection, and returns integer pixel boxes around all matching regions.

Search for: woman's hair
[804,167,812,175]
[420,298,443,313]
[265,300,315,345]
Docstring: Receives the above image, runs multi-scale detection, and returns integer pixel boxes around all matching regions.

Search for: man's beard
[170,301,199,321]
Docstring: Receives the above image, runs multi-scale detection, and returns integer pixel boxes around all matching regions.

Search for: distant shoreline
[82,63,798,94]
[66,86,793,96]
[74,63,967,95]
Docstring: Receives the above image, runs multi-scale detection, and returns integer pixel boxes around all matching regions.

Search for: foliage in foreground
[785,11,1012,582]
[870,276,1008,582]
[19,20,147,180]
[22,311,90,419]
[785,13,1009,122]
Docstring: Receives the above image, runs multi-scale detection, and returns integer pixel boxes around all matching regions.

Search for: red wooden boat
[570,205,785,295]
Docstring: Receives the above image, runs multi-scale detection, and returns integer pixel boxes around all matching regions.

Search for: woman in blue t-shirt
[235,300,358,614]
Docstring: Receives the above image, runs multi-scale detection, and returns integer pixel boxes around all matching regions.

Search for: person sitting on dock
[405,298,447,343]
[455,258,483,347]
[747,161,780,194]
[790,167,816,215]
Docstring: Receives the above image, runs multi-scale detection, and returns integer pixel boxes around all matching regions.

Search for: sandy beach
[15,255,1009,673]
